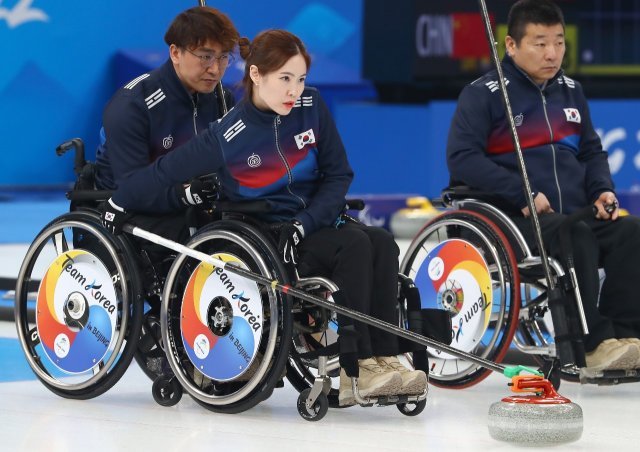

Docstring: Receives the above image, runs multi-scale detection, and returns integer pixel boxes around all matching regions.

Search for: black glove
[176,175,218,208]
[272,220,304,265]
[101,198,132,235]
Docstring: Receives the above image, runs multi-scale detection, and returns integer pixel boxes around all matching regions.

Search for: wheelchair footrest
[579,367,640,385]
[356,393,426,407]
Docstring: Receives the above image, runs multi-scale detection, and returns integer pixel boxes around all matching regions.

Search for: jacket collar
[240,97,281,124]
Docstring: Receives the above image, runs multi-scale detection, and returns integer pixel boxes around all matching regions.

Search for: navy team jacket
[111,87,354,236]
[94,59,232,190]
[447,54,613,214]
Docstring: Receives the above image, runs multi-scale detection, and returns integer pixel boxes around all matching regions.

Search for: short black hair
[507,0,565,44]
[164,6,239,52]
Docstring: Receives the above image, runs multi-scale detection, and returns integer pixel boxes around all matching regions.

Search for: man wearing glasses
[94,6,239,246]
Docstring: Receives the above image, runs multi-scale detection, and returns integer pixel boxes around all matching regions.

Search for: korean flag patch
[294,129,316,150]
[563,108,581,124]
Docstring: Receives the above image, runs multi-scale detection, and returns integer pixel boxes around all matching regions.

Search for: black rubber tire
[397,399,427,416]
[152,375,183,407]
[297,388,329,421]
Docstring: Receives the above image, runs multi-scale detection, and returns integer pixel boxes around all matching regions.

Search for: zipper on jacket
[192,93,198,135]
[541,93,563,213]
[273,116,307,208]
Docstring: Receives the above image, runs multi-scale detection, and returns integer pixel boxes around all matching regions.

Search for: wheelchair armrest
[441,185,517,212]
[66,190,113,203]
[213,199,272,214]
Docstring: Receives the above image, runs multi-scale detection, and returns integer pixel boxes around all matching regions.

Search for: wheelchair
[14,139,179,399]
[153,207,443,420]
[400,186,640,389]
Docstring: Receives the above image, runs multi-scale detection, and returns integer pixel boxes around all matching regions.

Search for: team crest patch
[514,113,523,127]
[563,108,581,124]
[247,153,261,168]
[294,129,316,150]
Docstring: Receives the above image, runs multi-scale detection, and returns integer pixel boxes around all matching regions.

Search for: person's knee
[338,228,373,259]
[615,216,640,241]
[365,226,400,258]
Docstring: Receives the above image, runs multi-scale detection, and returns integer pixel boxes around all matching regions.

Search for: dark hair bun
[238,37,251,60]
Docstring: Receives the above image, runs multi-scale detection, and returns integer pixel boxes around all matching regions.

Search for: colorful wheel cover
[36,250,118,374]
[181,253,263,381]
[414,239,492,357]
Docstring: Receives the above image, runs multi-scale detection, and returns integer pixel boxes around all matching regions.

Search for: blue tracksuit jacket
[94,59,233,190]
[447,55,613,213]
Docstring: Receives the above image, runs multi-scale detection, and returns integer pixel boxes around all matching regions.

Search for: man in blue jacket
[95,6,239,250]
[447,0,640,371]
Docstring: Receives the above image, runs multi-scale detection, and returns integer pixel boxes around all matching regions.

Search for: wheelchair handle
[56,138,86,176]
[345,199,365,211]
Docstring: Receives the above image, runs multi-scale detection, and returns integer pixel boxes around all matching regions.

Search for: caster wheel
[297,388,329,421]
[152,375,183,407]
[397,399,427,416]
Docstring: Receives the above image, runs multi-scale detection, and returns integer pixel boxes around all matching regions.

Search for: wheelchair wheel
[152,374,183,407]
[297,388,329,421]
[14,210,143,399]
[400,210,520,388]
[397,399,426,416]
[161,220,292,413]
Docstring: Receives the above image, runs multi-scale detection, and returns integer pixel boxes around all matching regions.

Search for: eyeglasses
[185,48,234,68]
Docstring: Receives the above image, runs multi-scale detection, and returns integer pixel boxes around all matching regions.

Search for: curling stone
[487,375,583,445]
[389,197,440,239]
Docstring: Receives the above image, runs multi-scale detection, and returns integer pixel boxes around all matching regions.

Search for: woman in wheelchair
[100,29,427,406]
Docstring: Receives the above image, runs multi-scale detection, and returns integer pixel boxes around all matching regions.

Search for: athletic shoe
[585,338,639,371]
[376,355,427,395]
[338,358,402,406]
[618,338,640,369]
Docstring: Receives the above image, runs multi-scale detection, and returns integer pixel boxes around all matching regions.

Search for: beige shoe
[376,356,427,395]
[338,358,403,406]
[585,339,639,371]
[618,338,640,369]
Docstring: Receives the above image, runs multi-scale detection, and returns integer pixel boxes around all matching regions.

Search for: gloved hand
[101,198,132,235]
[272,220,304,265]
[176,175,218,209]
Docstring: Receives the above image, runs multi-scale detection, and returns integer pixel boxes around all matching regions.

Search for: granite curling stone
[487,376,583,445]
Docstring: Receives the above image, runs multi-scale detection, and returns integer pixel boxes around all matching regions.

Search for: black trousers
[511,213,640,351]
[297,222,400,358]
